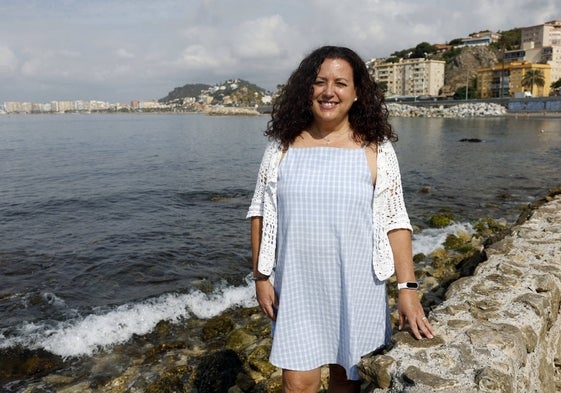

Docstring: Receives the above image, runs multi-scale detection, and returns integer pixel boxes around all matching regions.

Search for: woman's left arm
[388,228,435,339]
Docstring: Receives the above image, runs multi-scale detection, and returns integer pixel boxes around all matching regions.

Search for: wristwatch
[397,281,419,290]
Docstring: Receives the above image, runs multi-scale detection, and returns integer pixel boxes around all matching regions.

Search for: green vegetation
[521,69,546,92]
[391,41,437,59]
[492,28,522,50]
[454,85,478,100]
[441,47,463,62]
[427,212,455,228]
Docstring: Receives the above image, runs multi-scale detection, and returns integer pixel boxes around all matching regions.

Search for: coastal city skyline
[0,0,558,104]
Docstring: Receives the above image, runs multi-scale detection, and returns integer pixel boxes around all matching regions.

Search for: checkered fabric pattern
[270,147,391,380]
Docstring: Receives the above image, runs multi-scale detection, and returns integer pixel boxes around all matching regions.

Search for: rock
[0,347,64,383]
[203,315,234,341]
[387,102,506,118]
[474,367,513,393]
[403,366,459,390]
[193,349,243,393]
[427,213,454,228]
[226,328,257,352]
[358,355,396,388]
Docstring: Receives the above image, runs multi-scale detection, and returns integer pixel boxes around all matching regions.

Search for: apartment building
[369,58,445,98]
[503,20,561,85]
[477,61,551,98]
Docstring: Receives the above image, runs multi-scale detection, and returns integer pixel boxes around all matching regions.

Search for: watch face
[406,282,418,289]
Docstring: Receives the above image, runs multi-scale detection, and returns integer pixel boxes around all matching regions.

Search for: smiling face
[310,57,357,130]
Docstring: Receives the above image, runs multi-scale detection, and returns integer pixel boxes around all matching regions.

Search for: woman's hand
[256,280,278,320]
[398,289,434,339]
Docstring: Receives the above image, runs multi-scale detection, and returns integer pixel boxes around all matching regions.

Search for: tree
[493,28,521,50]
[551,78,561,89]
[454,85,477,100]
[521,69,546,95]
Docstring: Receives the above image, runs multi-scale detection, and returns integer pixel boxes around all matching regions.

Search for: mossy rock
[413,253,426,263]
[226,328,257,352]
[145,375,185,393]
[0,347,63,382]
[443,234,465,250]
[427,213,454,228]
[202,315,234,341]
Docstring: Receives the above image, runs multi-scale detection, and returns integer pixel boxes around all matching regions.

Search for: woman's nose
[322,82,334,96]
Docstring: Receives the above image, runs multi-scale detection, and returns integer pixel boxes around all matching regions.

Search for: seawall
[359,191,561,392]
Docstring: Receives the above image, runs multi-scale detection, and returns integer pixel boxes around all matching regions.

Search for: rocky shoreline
[6,186,561,392]
[387,102,506,118]
[359,185,561,392]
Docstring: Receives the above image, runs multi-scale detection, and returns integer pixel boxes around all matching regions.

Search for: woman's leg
[327,364,361,393]
[282,368,322,393]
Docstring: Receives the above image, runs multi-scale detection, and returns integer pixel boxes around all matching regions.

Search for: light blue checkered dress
[270,147,391,380]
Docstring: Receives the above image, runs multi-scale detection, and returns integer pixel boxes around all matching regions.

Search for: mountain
[159,79,270,107]
[159,83,212,103]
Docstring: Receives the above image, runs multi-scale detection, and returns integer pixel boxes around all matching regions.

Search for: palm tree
[521,69,545,96]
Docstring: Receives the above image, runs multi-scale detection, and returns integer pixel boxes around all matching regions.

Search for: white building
[504,20,561,84]
[369,58,446,98]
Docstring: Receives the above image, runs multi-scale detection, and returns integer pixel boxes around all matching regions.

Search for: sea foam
[0,223,471,358]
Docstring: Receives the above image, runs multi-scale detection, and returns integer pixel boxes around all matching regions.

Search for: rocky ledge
[359,189,561,392]
[4,189,560,393]
[388,103,506,118]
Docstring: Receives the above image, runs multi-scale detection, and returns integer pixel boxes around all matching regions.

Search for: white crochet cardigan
[247,140,412,281]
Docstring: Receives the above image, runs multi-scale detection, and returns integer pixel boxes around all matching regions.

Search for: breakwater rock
[387,103,506,118]
[360,191,561,392]
[205,106,261,116]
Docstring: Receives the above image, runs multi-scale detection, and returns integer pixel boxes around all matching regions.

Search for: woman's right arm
[251,216,278,320]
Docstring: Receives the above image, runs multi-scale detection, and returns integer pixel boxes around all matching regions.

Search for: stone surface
[360,194,561,392]
[387,102,506,118]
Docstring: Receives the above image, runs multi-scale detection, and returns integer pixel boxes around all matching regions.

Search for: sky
[0,0,558,103]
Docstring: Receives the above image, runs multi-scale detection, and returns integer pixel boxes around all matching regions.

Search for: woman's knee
[282,368,321,393]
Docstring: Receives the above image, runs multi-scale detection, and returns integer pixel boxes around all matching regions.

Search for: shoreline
[3,185,561,392]
[361,184,561,392]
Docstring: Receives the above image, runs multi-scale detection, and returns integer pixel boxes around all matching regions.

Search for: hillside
[441,45,500,95]
[159,79,269,107]
[159,83,212,103]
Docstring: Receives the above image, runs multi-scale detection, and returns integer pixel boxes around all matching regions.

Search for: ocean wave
[0,223,471,358]
[0,283,257,358]
[412,222,475,256]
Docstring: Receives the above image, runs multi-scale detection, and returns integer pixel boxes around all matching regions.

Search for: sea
[0,113,560,381]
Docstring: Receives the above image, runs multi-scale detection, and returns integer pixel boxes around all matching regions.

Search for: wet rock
[226,328,257,352]
[427,212,454,228]
[202,314,234,341]
[145,375,185,393]
[0,347,64,383]
[193,349,243,393]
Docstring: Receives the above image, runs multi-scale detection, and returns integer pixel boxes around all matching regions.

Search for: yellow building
[477,62,551,98]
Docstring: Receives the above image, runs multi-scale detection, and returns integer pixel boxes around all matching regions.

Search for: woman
[247,46,434,393]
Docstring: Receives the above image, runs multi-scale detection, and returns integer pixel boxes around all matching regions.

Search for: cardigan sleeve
[246,141,279,218]
[372,141,412,280]
[379,142,412,233]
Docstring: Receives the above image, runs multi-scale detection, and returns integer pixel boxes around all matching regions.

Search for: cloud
[0,0,558,102]
[0,46,18,76]
[116,49,135,59]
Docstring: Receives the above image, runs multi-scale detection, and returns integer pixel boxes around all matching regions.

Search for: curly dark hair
[265,45,397,148]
